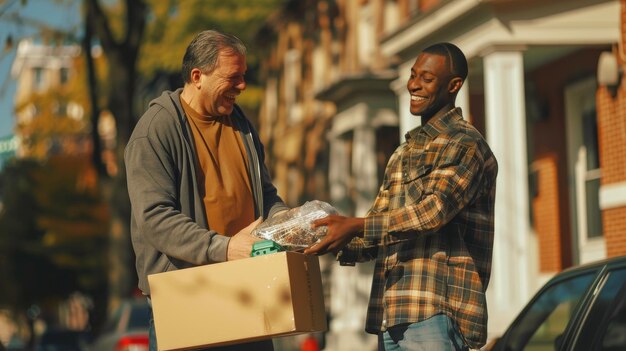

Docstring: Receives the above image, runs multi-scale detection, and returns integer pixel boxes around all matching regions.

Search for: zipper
[245,132,263,218]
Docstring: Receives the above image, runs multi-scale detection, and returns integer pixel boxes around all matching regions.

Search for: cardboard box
[148,251,327,350]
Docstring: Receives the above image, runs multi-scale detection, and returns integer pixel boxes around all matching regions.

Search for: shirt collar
[405,107,463,145]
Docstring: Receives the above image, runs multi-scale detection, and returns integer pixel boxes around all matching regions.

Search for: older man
[125,29,288,351]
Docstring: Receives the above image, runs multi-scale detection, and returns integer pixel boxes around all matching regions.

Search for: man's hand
[227,217,263,261]
[304,215,364,255]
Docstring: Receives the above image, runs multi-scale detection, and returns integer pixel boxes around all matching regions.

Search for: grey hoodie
[125,89,288,295]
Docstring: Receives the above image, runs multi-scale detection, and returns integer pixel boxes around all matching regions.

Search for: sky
[0,0,81,138]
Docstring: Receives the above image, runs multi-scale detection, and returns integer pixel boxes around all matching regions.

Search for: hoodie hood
[150,88,185,121]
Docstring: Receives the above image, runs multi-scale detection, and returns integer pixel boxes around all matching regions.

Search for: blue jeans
[378,314,469,351]
[148,299,274,351]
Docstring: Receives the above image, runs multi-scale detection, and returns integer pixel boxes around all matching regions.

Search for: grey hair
[181,30,247,83]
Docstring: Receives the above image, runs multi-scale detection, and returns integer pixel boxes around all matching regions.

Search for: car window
[500,272,596,351]
[574,267,626,351]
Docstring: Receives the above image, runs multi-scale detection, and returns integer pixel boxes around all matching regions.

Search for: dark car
[35,328,92,351]
[88,298,150,351]
[487,255,626,351]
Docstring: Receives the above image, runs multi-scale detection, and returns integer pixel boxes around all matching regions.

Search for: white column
[353,127,379,216]
[326,117,379,351]
[328,136,351,216]
[392,60,419,141]
[457,78,470,120]
[482,48,532,338]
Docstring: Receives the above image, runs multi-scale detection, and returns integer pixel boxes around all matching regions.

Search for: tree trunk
[84,0,146,310]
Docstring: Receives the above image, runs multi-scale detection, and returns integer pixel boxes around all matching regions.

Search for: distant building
[9,39,117,177]
[10,39,89,159]
[0,134,18,209]
[11,40,80,105]
[0,134,18,170]
[258,0,626,350]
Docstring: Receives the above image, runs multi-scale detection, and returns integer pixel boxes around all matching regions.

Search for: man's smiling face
[407,52,454,120]
[198,50,247,117]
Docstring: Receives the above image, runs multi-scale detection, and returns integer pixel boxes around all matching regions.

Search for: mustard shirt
[180,97,255,236]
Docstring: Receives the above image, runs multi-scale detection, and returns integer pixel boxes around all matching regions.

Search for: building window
[582,109,603,238]
[376,126,400,185]
[284,49,302,125]
[34,67,44,90]
[409,0,419,14]
[60,67,69,85]
[330,132,356,215]
[565,76,604,263]
[357,2,374,67]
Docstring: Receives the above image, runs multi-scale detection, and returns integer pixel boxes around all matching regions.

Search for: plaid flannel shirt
[340,107,498,348]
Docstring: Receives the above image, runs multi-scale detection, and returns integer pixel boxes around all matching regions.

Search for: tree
[0,38,109,334]
[0,156,109,329]
[81,0,147,308]
[138,0,286,116]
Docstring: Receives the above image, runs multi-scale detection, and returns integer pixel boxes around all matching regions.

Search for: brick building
[257,0,626,349]
[596,0,626,259]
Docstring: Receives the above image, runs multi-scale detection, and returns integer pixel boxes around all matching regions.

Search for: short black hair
[422,42,468,81]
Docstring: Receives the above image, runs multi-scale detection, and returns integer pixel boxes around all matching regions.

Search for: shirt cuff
[364,212,388,244]
[337,237,377,265]
[207,234,230,263]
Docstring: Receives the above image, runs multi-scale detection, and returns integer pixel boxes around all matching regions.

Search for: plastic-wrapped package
[252,200,338,250]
